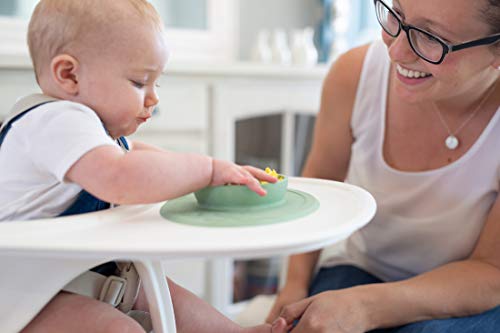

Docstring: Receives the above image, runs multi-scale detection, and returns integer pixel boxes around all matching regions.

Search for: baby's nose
[145,91,160,107]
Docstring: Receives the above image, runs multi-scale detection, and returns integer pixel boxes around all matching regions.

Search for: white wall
[1,0,324,62]
[238,0,321,60]
[151,0,207,29]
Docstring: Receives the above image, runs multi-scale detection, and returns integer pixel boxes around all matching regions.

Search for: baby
[0,0,286,332]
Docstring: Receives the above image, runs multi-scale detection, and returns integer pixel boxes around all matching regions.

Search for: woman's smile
[395,63,433,85]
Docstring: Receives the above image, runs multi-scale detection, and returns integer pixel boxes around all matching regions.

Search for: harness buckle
[99,275,127,307]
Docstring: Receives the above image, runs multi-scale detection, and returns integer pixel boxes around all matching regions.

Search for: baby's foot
[242,317,287,333]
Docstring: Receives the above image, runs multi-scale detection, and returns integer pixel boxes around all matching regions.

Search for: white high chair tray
[0,177,376,333]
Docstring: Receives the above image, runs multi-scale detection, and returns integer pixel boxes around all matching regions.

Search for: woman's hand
[279,289,371,333]
[266,284,309,325]
[211,160,277,196]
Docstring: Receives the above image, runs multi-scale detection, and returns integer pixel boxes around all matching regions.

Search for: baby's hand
[210,160,278,196]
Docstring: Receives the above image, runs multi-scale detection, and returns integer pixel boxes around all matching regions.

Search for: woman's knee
[309,265,383,296]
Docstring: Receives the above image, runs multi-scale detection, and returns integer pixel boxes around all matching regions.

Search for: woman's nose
[387,31,418,64]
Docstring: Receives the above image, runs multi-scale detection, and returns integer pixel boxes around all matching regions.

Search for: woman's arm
[376,191,500,323]
[280,194,500,332]
[266,45,369,323]
[365,192,500,329]
[288,44,370,283]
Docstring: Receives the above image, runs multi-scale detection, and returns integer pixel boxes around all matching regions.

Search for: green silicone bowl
[194,176,288,211]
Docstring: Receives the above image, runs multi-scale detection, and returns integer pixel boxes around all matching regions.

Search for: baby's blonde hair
[27,0,164,79]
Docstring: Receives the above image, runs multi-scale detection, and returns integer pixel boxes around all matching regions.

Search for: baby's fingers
[243,166,278,183]
[266,303,284,324]
[239,170,267,196]
[279,298,311,327]
[271,317,288,333]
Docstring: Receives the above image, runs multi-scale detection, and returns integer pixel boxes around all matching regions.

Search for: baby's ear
[50,54,80,95]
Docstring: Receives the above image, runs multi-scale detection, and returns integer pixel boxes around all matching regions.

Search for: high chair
[0,177,376,333]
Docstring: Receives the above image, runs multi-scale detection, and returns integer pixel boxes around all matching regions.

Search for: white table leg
[134,260,176,333]
[207,258,233,314]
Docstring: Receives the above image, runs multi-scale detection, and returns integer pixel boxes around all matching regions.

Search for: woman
[267,0,500,332]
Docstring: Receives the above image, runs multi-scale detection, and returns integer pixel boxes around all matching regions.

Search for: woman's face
[382,0,500,104]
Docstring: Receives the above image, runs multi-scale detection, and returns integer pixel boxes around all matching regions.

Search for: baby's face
[75,23,169,138]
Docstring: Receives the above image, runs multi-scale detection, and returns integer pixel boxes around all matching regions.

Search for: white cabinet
[210,78,323,316]
[129,78,209,154]
[0,59,328,312]
[213,80,322,169]
[0,69,40,120]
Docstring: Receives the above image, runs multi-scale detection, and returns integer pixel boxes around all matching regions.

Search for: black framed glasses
[374,0,500,64]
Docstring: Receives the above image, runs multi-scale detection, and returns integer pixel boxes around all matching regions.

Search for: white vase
[291,30,307,66]
[270,29,291,65]
[251,30,272,64]
[291,28,318,67]
[303,27,319,66]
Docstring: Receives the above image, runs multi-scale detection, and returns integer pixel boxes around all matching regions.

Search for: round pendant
[445,135,459,150]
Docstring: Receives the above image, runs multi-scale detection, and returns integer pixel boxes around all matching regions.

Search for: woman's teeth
[396,64,431,79]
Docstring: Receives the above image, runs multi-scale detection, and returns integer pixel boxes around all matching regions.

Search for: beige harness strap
[0,94,58,133]
[117,262,141,313]
[63,271,127,306]
[62,262,141,313]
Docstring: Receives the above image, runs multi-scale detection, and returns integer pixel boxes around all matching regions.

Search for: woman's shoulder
[302,44,373,181]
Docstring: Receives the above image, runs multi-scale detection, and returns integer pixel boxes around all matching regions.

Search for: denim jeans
[307,265,500,333]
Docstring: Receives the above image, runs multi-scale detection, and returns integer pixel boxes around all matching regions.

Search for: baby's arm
[65,145,276,205]
[128,140,166,153]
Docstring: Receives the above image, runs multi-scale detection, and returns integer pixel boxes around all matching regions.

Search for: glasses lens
[409,29,445,63]
[375,1,400,37]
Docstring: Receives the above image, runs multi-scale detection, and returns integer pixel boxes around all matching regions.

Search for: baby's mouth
[137,116,150,123]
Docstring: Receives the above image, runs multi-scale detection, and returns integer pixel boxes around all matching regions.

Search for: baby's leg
[134,278,286,333]
[21,291,145,333]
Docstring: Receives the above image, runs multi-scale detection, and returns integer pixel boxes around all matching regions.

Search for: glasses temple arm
[451,33,500,52]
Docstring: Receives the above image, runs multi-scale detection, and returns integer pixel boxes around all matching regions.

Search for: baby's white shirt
[0,100,117,221]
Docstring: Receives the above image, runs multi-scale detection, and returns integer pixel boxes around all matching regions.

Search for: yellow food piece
[261,167,285,184]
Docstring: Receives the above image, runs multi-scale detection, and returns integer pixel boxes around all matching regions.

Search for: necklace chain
[433,81,498,150]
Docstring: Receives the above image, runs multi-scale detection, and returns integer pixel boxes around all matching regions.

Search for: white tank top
[323,40,500,281]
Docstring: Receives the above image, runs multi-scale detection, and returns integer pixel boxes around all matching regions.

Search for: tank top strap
[351,40,391,139]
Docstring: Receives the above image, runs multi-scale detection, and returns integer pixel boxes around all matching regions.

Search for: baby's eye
[130,80,145,89]
[155,83,161,88]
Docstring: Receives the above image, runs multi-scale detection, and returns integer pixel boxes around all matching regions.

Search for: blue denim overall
[0,98,129,276]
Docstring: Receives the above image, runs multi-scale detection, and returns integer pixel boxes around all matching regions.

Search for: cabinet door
[212,80,322,165]
[129,78,208,154]
[210,79,322,317]
[162,258,208,299]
